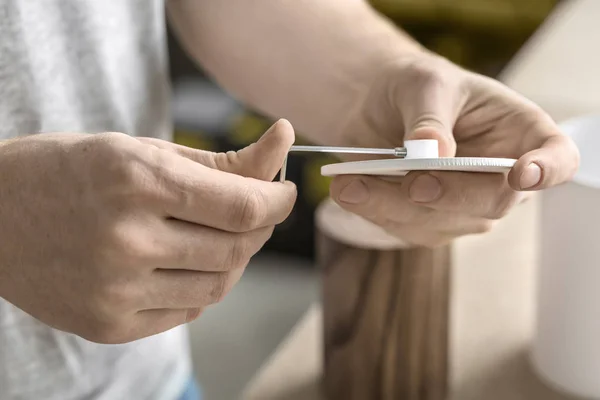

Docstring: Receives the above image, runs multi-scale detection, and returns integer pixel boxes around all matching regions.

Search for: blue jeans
[178,377,202,400]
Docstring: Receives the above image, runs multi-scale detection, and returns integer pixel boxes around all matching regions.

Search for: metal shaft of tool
[289,145,406,157]
[279,145,407,182]
[279,156,288,183]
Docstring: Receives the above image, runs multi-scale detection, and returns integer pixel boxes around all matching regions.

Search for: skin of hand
[167,0,579,247]
[0,119,296,344]
[328,54,580,247]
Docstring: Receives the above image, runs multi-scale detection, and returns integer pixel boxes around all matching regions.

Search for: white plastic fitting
[404,139,439,159]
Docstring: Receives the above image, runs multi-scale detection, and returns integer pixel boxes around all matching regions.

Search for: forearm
[167,0,425,145]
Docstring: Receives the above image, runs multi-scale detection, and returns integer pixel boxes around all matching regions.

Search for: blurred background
[167,1,562,399]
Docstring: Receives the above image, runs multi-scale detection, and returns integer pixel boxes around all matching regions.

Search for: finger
[332,171,523,220]
[151,150,297,232]
[153,219,273,272]
[413,171,525,219]
[508,134,580,191]
[406,171,525,219]
[330,174,496,229]
[330,174,427,223]
[213,119,295,180]
[398,66,462,157]
[139,118,295,181]
[329,177,491,248]
[146,268,245,309]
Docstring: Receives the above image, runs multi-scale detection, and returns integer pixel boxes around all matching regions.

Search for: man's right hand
[0,119,297,344]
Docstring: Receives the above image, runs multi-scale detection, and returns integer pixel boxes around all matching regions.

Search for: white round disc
[321,157,517,177]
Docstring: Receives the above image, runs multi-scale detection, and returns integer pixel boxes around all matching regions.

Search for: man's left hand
[330,54,580,247]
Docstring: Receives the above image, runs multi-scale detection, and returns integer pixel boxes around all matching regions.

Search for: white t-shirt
[0,1,192,399]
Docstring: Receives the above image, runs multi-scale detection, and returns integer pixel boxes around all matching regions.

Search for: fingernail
[409,174,442,203]
[520,163,542,189]
[339,180,369,204]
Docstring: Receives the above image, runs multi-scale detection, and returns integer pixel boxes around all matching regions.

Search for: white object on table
[533,114,600,399]
[321,156,516,177]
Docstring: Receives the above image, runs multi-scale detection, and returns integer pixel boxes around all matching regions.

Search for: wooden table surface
[243,0,600,398]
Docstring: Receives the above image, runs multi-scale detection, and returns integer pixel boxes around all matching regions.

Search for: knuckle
[232,186,266,231]
[90,132,127,153]
[109,156,142,187]
[410,59,456,91]
[94,133,129,164]
[92,134,155,201]
[79,134,137,198]
[99,223,151,266]
[98,131,128,142]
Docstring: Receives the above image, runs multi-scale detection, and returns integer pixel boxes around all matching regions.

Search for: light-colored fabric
[0,1,192,399]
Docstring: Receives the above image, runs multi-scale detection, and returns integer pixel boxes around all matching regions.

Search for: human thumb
[219,118,295,180]
[401,88,458,157]
[138,118,295,181]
